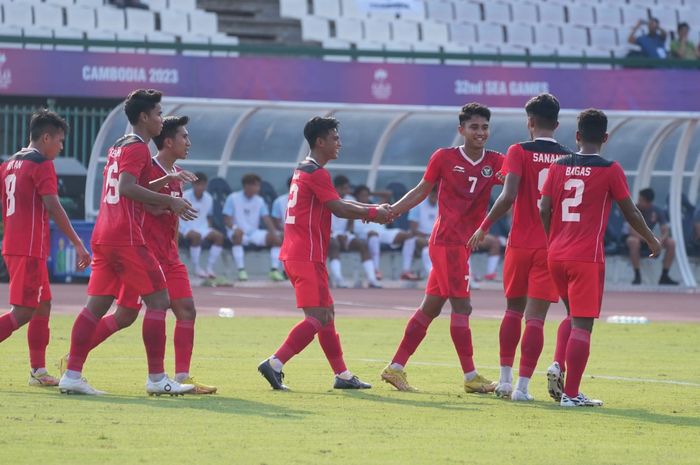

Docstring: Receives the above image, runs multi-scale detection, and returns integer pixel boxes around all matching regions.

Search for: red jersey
[143,158,182,265]
[0,148,58,259]
[91,134,152,247]
[423,147,504,246]
[542,153,630,263]
[279,159,340,262]
[503,138,572,249]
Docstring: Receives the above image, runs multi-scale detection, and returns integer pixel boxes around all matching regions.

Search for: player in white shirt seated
[327,175,381,288]
[270,177,291,279]
[353,185,418,281]
[408,187,438,277]
[180,173,226,278]
[222,173,284,282]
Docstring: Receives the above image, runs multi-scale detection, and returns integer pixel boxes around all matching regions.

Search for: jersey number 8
[4,173,16,217]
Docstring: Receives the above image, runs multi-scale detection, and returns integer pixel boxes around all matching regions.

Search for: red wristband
[480,217,493,232]
[367,206,377,221]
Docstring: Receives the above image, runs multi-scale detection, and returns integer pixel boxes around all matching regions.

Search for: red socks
[142,309,167,374]
[554,316,572,370]
[66,308,99,372]
[28,315,50,370]
[274,317,322,364]
[563,328,591,397]
[317,321,347,375]
[89,314,121,351]
[174,319,195,375]
[392,309,434,366]
[0,312,19,343]
[499,309,523,367]
[450,313,475,373]
[519,318,545,378]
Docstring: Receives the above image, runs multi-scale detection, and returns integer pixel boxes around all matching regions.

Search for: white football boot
[560,392,603,407]
[146,375,195,396]
[546,361,564,402]
[58,374,107,395]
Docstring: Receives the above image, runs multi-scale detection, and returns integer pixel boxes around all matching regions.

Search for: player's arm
[467,172,520,249]
[118,172,197,220]
[617,197,662,257]
[391,179,435,216]
[148,170,198,192]
[539,194,553,236]
[262,215,276,234]
[42,195,91,270]
[325,199,391,224]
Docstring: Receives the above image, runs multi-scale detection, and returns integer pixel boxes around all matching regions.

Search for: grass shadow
[317,389,482,412]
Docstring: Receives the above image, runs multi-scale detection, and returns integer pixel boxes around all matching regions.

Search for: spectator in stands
[408,187,438,277]
[180,173,225,279]
[222,173,284,282]
[628,18,667,59]
[670,23,699,60]
[625,188,678,285]
[327,175,381,288]
[353,185,419,281]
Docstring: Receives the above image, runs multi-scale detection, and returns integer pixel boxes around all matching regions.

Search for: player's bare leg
[496,296,526,398]
[451,297,496,394]
[394,233,419,280]
[186,230,207,278]
[327,237,348,288]
[560,317,602,407]
[231,228,247,281]
[512,298,550,401]
[171,297,217,394]
[626,235,643,284]
[381,294,444,392]
[266,232,285,282]
[659,237,678,285]
[204,229,225,279]
[349,238,381,288]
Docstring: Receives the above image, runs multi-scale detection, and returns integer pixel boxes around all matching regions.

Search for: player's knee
[666,237,676,249]
[211,231,224,245]
[626,236,640,248]
[114,308,138,328]
[11,307,34,327]
[189,232,202,246]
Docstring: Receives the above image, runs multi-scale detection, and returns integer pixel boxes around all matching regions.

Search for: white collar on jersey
[304,155,321,167]
[534,137,557,143]
[152,156,176,174]
[458,146,485,166]
[575,151,599,157]
[124,133,145,143]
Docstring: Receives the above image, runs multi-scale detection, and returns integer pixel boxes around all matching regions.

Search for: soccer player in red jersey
[540,109,661,407]
[0,110,90,386]
[82,116,217,394]
[58,89,197,395]
[468,93,571,401]
[257,116,390,390]
[380,103,504,393]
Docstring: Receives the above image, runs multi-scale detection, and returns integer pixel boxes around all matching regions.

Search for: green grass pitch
[0,316,698,465]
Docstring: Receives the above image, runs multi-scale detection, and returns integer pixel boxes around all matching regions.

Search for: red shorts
[4,255,51,308]
[283,260,333,308]
[426,244,470,299]
[503,246,558,302]
[87,244,166,300]
[117,261,193,311]
[548,260,605,318]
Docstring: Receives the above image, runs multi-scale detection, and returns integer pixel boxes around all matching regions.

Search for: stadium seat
[476,23,505,46]
[472,43,501,66]
[23,27,53,50]
[301,16,330,42]
[363,18,392,43]
[399,4,426,21]
[190,10,219,36]
[75,0,104,7]
[0,24,24,49]
[116,31,147,54]
[339,0,367,19]
[54,28,85,52]
[584,48,613,69]
[555,46,586,68]
[539,2,567,26]
[335,17,364,43]
[561,26,589,47]
[45,0,76,6]
[160,10,189,35]
[499,44,528,67]
[528,44,558,68]
[425,0,454,23]
[594,5,623,28]
[145,31,177,55]
[506,23,534,45]
[442,42,472,65]
[33,4,64,30]
[534,25,562,46]
[313,0,341,19]
[86,30,117,52]
[2,3,33,27]
[391,20,420,44]
[125,8,155,32]
[589,26,619,49]
[567,4,596,27]
[180,34,210,57]
[385,41,412,63]
[354,40,385,62]
[420,20,450,46]
[453,1,481,23]
[482,2,511,25]
[412,42,441,64]
[633,0,657,6]
[509,2,538,25]
[169,0,197,12]
[279,0,308,20]
[663,0,684,6]
[322,38,352,61]
[96,8,126,33]
[449,23,477,44]
[66,5,96,31]
[210,33,239,57]
[650,8,678,31]
[620,5,650,26]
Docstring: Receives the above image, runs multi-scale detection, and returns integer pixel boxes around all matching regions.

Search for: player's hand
[75,243,91,271]
[496,171,506,183]
[380,203,396,223]
[170,170,198,184]
[144,203,169,216]
[647,236,662,258]
[374,205,391,224]
[170,197,198,221]
[467,228,486,250]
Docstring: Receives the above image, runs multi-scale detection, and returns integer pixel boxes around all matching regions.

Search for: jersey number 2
[4,174,16,217]
[285,183,299,224]
[104,161,120,205]
[562,179,584,222]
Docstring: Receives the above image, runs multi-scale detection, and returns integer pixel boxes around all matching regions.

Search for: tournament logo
[0,53,12,90]
[371,68,392,100]
[481,166,493,177]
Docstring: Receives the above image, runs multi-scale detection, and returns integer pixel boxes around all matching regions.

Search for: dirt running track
[2,282,697,323]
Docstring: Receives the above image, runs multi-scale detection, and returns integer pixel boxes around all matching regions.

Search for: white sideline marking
[212,291,416,312]
[356,358,700,388]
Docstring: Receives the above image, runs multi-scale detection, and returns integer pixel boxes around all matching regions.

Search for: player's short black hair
[459,103,491,125]
[678,22,689,33]
[333,175,350,188]
[242,173,261,186]
[639,187,655,203]
[353,185,370,198]
[286,176,293,188]
[124,89,162,125]
[152,115,188,150]
[29,109,68,141]
[525,93,560,130]
[577,108,608,145]
[304,116,339,148]
[193,171,207,184]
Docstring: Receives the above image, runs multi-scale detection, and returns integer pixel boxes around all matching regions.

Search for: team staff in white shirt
[408,187,438,277]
